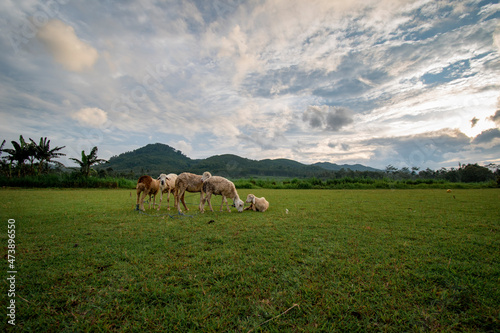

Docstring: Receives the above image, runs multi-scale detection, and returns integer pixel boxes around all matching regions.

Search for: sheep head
[158,173,169,187]
[234,198,244,212]
[245,194,256,204]
[201,171,212,182]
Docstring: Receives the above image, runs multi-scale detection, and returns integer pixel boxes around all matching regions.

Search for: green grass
[1,189,499,332]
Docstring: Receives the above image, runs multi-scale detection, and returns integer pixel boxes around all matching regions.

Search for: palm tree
[1,135,32,176]
[70,146,107,177]
[30,137,66,174]
[0,140,8,176]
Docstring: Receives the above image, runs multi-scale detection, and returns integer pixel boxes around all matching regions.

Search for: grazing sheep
[175,171,211,213]
[157,173,177,211]
[200,174,244,213]
[136,175,161,211]
[244,194,269,212]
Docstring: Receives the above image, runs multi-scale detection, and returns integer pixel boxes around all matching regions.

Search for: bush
[233,180,256,189]
[0,174,136,189]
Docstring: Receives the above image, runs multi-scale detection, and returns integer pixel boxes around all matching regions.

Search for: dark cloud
[490,97,500,126]
[303,106,354,132]
[472,128,500,144]
[328,141,350,151]
[364,129,471,167]
[490,110,500,125]
[470,117,479,128]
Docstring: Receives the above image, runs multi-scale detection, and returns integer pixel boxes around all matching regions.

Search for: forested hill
[99,143,380,178]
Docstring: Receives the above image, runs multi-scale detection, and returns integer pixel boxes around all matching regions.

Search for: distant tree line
[383,163,498,183]
[99,161,499,186]
[1,135,499,187]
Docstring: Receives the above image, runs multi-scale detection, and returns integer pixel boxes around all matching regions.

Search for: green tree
[1,135,32,176]
[70,146,107,177]
[30,137,66,174]
[459,163,494,183]
[0,140,9,176]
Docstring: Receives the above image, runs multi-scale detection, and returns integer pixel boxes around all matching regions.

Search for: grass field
[1,188,499,332]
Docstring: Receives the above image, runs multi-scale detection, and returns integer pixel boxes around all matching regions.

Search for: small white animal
[244,194,269,212]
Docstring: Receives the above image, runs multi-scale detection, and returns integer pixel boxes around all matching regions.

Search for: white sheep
[157,173,177,211]
[244,194,269,212]
[200,174,244,213]
[174,171,211,213]
[136,175,161,211]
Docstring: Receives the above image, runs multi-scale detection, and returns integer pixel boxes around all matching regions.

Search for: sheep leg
[201,192,214,212]
[138,191,148,211]
[175,188,187,213]
[136,189,142,210]
[157,190,163,211]
[220,196,229,212]
[175,188,182,212]
[207,193,215,212]
[166,190,171,211]
[199,192,205,212]
[181,192,189,211]
[200,193,206,213]
[152,193,157,210]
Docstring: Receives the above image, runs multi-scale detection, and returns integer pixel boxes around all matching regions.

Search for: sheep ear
[252,197,256,205]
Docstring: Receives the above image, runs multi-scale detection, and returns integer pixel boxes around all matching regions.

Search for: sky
[1,0,499,171]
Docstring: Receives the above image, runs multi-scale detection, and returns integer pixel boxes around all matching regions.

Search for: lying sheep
[175,171,211,213]
[157,173,177,211]
[244,194,269,212]
[136,175,160,211]
[200,174,244,213]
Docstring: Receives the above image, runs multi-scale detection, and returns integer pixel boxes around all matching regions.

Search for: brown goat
[136,175,161,211]
[174,171,211,213]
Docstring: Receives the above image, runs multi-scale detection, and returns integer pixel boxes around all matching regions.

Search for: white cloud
[37,19,98,72]
[72,107,108,128]
[493,22,500,51]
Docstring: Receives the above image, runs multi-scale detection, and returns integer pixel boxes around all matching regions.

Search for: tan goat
[136,175,161,211]
[157,173,177,211]
[174,171,211,213]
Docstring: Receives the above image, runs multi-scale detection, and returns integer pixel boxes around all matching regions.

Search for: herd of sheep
[135,171,269,214]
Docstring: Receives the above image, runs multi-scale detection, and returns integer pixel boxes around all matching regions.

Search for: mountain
[312,162,381,172]
[103,143,194,174]
[99,143,380,178]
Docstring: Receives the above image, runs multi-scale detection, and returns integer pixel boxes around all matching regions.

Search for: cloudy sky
[1,0,499,170]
